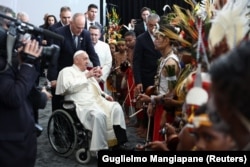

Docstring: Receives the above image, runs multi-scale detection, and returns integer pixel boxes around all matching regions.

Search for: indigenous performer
[188,103,236,151]
[137,24,189,141]
[113,39,127,104]
[122,31,137,125]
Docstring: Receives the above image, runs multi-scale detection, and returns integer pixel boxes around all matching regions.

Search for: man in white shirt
[89,25,112,93]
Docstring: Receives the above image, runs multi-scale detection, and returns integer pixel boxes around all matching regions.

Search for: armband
[22,52,38,65]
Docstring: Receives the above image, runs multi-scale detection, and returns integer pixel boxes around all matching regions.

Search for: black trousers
[113,125,128,145]
[51,88,63,111]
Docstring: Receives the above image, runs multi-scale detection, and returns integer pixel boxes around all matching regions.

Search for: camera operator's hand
[23,40,43,58]
[20,40,43,65]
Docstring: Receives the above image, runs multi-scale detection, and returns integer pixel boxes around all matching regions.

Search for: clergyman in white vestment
[55,50,128,151]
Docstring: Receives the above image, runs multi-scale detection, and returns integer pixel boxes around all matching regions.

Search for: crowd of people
[0,0,250,166]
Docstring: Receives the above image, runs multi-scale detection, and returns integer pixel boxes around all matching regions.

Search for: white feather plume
[208,0,250,51]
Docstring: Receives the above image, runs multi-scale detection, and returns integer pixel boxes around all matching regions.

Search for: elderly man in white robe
[56,50,129,152]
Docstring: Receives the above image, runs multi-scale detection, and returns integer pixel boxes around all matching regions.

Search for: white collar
[87,20,95,24]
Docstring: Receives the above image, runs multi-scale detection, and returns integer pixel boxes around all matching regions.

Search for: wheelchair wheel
[47,109,78,157]
[75,148,91,164]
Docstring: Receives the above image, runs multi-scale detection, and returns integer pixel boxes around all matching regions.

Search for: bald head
[70,13,85,36]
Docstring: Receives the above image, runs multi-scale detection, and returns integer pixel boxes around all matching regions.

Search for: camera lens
[41,44,59,61]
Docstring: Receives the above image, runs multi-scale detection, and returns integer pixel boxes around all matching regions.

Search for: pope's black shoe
[111,143,134,151]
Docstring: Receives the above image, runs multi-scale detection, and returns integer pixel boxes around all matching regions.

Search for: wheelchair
[47,100,92,164]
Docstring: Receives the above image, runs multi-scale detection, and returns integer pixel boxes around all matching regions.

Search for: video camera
[0,12,64,73]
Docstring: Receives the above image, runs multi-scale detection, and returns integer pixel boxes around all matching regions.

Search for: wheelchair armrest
[62,100,76,110]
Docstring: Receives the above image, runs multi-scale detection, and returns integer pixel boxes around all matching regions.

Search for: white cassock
[88,40,113,95]
[56,65,126,151]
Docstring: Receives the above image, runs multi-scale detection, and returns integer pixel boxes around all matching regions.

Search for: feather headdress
[208,0,250,52]
[168,0,213,50]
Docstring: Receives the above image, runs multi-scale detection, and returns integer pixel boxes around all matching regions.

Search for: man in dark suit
[133,7,151,37]
[132,13,161,138]
[84,4,104,41]
[48,6,71,32]
[47,6,72,46]
[133,13,161,95]
[48,12,100,111]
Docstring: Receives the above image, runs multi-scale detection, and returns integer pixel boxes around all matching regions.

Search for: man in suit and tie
[84,4,104,41]
[48,13,100,111]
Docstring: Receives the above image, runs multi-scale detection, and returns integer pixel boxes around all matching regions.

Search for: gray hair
[146,13,160,23]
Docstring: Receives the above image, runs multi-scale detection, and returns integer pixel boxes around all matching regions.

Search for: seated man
[55,50,129,152]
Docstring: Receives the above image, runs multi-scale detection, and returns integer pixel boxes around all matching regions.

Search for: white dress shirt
[87,20,95,30]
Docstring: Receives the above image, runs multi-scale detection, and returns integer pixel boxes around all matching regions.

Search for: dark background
[101,0,196,26]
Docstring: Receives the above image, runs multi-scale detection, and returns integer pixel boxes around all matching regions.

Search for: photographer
[0,13,45,166]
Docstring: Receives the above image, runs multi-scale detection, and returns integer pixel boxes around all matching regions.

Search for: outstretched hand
[86,66,103,78]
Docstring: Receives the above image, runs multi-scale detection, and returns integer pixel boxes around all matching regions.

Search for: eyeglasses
[147,23,157,28]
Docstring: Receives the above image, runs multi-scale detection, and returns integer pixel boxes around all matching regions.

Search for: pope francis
[56,50,128,151]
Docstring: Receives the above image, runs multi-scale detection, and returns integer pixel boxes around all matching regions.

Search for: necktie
[73,35,78,48]
[89,22,94,30]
